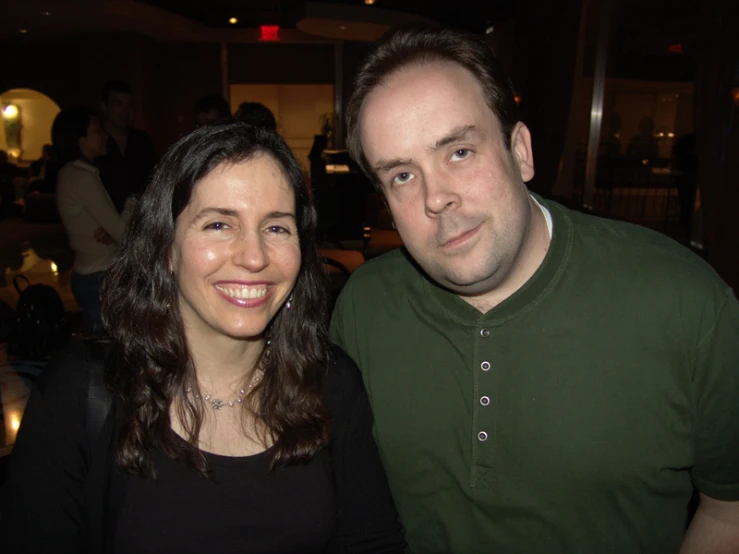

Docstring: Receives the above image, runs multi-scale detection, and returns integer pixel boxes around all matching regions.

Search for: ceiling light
[229,17,238,24]
[339,25,346,30]
[364,0,376,5]
[485,26,494,35]
[42,11,51,16]
[18,29,28,34]
[3,104,19,118]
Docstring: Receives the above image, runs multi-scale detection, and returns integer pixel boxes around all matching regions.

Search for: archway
[0,88,60,164]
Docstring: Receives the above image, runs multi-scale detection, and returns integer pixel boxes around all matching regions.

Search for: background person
[51,107,129,334]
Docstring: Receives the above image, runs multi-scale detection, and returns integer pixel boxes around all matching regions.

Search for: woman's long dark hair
[100,121,331,477]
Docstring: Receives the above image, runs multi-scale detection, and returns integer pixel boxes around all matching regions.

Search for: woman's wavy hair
[101,121,331,477]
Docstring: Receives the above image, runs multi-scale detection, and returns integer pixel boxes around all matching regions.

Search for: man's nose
[424,172,460,216]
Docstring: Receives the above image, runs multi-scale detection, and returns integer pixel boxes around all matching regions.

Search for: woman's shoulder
[35,339,107,400]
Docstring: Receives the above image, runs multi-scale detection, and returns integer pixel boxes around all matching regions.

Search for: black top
[96,127,157,212]
[0,341,405,554]
[114,437,336,553]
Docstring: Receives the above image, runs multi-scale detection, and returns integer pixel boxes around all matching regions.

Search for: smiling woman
[0,121,405,553]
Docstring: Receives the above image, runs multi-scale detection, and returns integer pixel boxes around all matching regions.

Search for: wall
[230,84,334,169]
[0,89,60,161]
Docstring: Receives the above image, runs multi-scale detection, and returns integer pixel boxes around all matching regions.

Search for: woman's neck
[187,333,265,393]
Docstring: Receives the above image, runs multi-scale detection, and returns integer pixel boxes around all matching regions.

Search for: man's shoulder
[333,248,425,329]
[346,248,421,293]
[552,201,724,290]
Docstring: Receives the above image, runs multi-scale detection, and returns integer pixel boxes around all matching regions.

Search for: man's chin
[435,270,504,297]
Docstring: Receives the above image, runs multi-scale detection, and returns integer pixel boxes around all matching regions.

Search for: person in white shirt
[52,107,129,333]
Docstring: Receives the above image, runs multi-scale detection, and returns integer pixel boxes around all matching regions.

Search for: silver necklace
[186,370,263,411]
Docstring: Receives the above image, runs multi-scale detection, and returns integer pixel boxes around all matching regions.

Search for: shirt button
[478,431,488,442]
[480,328,490,338]
[480,396,490,406]
[480,360,491,371]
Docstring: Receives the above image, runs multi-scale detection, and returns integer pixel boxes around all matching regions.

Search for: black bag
[9,274,68,359]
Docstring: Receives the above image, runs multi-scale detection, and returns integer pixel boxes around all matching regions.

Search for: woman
[0,121,405,553]
[52,107,129,333]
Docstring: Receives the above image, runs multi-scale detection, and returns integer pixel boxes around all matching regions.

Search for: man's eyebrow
[372,157,413,175]
[430,125,479,151]
[370,125,481,175]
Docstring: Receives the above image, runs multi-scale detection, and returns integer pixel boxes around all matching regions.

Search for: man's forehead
[109,91,132,103]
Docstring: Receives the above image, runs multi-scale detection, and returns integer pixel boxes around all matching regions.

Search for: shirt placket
[470,325,499,491]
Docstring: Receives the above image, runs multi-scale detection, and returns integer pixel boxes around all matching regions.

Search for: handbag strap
[85,341,112,443]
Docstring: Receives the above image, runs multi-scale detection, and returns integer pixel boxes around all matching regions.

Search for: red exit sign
[260,25,280,41]
[667,44,683,54]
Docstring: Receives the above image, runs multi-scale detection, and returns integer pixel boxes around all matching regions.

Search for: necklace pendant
[211,399,224,410]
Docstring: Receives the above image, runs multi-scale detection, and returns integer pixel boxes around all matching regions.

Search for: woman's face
[170,154,301,345]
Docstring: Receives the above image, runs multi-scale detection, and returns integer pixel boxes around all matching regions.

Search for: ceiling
[0,0,514,43]
[138,0,514,34]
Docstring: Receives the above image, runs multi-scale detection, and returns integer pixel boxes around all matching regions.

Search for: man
[96,80,157,212]
[193,93,232,128]
[331,26,739,553]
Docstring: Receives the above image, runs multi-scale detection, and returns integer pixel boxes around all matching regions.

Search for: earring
[286,293,293,310]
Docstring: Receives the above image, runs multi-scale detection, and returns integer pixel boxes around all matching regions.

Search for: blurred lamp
[229,17,238,24]
[3,104,19,118]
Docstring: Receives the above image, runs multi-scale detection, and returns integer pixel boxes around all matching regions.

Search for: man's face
[359,62,535,298]
[102,91,132,128]
[195,109,222,129]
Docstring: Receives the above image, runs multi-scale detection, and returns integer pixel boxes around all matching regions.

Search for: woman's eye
[392,172,414,186]
[451,149,471,161]
[204,221,227,231]
[267,225,290,235]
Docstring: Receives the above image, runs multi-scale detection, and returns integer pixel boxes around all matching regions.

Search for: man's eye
[451,149,471,161]
[392,172,414,186]
[204,221,227,231]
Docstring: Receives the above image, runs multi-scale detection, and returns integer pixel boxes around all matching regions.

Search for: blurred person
[0,121,405,553]
[331,25,739,553]
[194,93,232,128]
[50,107,131,333]
[626,115,660,161]
[28,143,53,179]
[96,79,157,212]
[235,101,278,131]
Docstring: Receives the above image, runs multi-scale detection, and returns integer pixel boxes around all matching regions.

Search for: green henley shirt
[331,198,739,553]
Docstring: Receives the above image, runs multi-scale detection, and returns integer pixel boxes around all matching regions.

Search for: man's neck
[462,197,552,314]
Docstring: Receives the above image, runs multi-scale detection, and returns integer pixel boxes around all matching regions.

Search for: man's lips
[440,223,482,249]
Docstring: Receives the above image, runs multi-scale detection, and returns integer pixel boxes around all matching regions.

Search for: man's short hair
[235,102,277,131]
[194,94,232,119]
[345,25,520,183]
[101,80,132,104]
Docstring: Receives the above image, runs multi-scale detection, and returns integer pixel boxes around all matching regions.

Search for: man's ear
[510,122,535,183]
